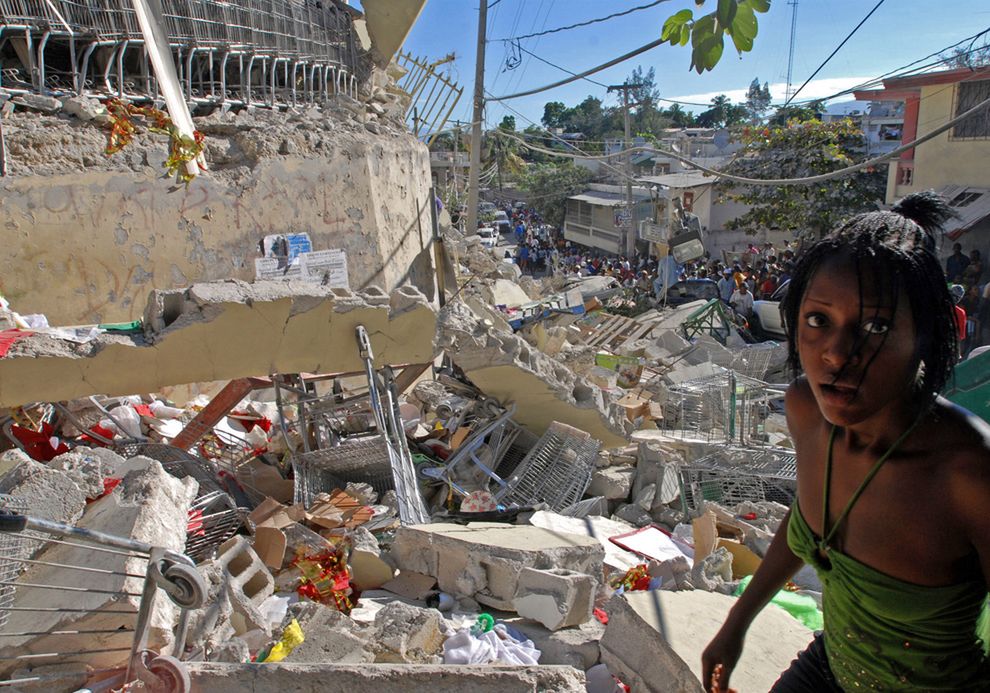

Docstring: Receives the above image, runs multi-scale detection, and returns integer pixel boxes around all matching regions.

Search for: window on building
[682,191,695,212]
[952,79,990,138]
[950,190,984,208]
[897,165,913,186]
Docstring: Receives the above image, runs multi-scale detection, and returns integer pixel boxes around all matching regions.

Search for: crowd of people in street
[485,200,988,359]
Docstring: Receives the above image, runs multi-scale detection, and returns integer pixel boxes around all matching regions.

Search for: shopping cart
[494,421,601,512]
[292,326,430,525]
[0,503,207,691]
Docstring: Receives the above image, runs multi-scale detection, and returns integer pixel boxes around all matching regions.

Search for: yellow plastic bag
[259,619,304,663]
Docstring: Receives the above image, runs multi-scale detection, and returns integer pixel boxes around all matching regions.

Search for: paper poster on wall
[254,257,302,281]
[300,249,349,288]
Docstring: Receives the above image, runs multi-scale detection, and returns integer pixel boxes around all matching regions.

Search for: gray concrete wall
[0,106,435,325]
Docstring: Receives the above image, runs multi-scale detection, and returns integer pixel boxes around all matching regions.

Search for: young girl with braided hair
[702,191,990,692]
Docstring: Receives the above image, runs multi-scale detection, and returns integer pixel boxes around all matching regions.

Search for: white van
[476,227,498,249]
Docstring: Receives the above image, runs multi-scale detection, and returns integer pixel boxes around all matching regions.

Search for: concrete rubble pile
[0,221,819,691]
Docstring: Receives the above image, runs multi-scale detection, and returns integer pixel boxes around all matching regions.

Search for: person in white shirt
[718,269,736,303]
[730,282,754,318]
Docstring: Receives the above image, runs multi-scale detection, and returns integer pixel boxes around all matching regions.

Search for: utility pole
[785,0,799,103]
[608,82,643,256]
[466,0,487,237]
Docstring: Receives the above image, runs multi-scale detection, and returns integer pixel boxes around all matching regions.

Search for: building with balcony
[855,66,990,260]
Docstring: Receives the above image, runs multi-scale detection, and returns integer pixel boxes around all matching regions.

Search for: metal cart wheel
[146,654,191,693]
[163,563,208,610]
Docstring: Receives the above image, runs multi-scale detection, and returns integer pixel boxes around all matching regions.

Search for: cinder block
[512,568,595,631]
[217,536,275,635]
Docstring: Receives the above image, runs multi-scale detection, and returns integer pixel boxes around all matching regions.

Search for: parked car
[750,280,789,341]
[493,211,512,234]
[660,278,720,307]
[476,227,499,249]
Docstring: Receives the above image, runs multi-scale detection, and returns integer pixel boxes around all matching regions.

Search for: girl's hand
[702,628,743,693]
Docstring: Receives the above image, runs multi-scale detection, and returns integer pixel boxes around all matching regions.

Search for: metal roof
[568,189,652,205]
[936,185,990,239]
[638,171,714,188]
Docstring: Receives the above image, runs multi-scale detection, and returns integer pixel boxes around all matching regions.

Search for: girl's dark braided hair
[780,190,958,404]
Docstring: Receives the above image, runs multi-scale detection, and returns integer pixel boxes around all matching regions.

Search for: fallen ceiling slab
[0,281,436,408]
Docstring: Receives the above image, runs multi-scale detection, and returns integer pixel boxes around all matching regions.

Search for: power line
[499,92,990,187]
[508,42,714,107]
[511,43,609,89]
[784,26,990,106]
[785,0,886,105]
[490,0,672,42]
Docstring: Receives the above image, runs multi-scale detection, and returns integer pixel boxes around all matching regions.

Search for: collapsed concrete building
[0,2,831,692]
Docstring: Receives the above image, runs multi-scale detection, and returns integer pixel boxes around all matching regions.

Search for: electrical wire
[783,26,990,107]
[490,0,672,42]
[490,36,667,101]
[497,92,990,186]
[785,0,886,105]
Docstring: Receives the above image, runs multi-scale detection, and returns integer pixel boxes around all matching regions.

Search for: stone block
[600,590,812,693]
[512,568,595,631]
[586,466,635,501]
[0,460,197,678]
[216,535,276,635]
[392,522,604,611]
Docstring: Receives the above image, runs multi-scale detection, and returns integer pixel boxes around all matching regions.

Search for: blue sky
[360,0,990,131]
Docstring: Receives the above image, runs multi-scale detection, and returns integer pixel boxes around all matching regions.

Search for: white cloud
[665,76,877,111]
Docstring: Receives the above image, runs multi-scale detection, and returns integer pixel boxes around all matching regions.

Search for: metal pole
[623,86,633,256]
[465,0,487,236]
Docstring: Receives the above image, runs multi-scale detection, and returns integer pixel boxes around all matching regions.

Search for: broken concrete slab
[0,282,436,408]
[185,662,587,692]
[436,302,629,447]
[512,568,595,631]
[282,601,375,664]
[48,448,107,498]
[500,616,604,670]
[527,511,640,573]
[0,452,86,527]
[601,589,812,693]
[372,601,445,664]
[0,459,197,678]
[392,522,604,611]
[586,465,635,501]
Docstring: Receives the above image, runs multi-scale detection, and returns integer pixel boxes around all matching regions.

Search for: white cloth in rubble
[442,623,540,665]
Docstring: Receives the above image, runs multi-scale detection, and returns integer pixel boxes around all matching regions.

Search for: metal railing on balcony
[0,0,364,107]
[396,50,462,148]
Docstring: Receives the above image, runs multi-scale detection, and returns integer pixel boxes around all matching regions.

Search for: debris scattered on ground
[0,146,811,693]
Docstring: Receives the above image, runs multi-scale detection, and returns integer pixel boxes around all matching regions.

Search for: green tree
[542,101,569,129]
[940,38,990,68]
[664,103,696,127]
[498,115,516,131]
[767,99,825,127]
[719,118,886,239]
[696,94,747,128]
[520,162,593,228]
[661,0,772,73]
[744,77,772,123]
[487,129,526,189]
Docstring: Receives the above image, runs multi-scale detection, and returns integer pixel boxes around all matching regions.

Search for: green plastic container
[944,349,990,423]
